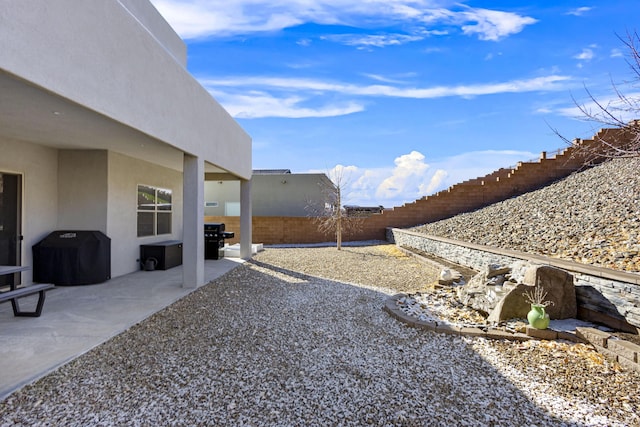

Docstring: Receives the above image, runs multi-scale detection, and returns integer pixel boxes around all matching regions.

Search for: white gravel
[1,245,638,426]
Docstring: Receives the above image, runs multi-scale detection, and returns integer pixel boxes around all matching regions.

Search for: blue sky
[150,0,639,208]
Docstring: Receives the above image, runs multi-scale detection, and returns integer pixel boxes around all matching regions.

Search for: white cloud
[316,149,536,207]
[460,8,538,41]
[200,74,573,119]
[423,169,448,194]
[322,33,424,49]
[610,48,623,58]
[375,151,430,201]
[207,89,364,118]
[555,91,640,122]
[150,0,537,42]
[574,48,595,61]
[566,7,593,17]
[203,75,572,97]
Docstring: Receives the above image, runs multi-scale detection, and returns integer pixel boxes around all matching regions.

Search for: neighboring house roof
[253,169,292,175]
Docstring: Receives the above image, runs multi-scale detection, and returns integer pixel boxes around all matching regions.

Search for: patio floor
[0,258,244,400]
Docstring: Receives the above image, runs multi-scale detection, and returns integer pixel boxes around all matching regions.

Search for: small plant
[523,285,555,307]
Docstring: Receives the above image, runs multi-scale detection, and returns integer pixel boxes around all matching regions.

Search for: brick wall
[208,126,632,245]
[205,216,334,245]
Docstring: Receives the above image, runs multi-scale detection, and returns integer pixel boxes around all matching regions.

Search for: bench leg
[11,290,47,317]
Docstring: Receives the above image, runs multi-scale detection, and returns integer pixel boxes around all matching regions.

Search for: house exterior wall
[205,173,330,217]
[252,174,328,217]
[58,150,109,232]
[204,181,239,217]
[118,0,187,66]
[0,138,59,284]
[1,0,253,286]
[0,0,251,178]
[107,152,183,277]
[1,143,185,280]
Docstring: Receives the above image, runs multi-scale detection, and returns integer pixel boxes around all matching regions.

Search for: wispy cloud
[207,89,365,118]
[566,7,593,17]
[554,91,640,122]
[150,0,537,42]
[321,33,424,49]
[574,47,595,61]
[201,74,573,118]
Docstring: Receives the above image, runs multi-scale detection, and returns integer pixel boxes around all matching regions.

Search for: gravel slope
[1,245,638,426]
[413,157,640,272]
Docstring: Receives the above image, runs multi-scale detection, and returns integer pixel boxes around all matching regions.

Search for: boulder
[458,261,577,322]
[457,265,513,315]
[522,264,576,319]
[487,282,535,323]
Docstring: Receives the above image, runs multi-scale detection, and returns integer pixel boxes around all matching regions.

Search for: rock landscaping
[412,157,640,273]
[1,244,638,426]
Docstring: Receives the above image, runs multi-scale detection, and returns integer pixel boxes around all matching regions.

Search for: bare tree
[553,31,640,161]
[305,166,363,250]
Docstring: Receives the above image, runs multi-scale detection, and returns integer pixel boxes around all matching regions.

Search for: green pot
[527,304,550,330]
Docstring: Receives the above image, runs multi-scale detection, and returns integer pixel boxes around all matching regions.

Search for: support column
[240,178,252,260]
[182,154,205,288]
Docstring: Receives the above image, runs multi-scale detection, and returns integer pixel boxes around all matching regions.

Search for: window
[137,184,172,237]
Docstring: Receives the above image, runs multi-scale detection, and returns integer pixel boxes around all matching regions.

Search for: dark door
[0,173,22,288]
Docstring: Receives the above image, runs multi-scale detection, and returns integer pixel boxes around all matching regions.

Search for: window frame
[137,184,172,237]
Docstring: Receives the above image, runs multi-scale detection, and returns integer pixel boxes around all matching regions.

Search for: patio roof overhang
[0,70,227,175]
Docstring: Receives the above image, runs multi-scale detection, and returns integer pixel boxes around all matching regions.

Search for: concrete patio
[0,258,244,400]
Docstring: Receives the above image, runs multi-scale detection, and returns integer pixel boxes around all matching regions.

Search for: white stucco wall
[204,181,240,216]
[1,143,185,281]
[205,174,332,217]
[58,150,109,232]
[118,0,187,66]
[0,138,59,284]
[0,0,251,178]
[107,152,183,277]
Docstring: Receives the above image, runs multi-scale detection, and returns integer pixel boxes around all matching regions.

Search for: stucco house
[204,170,335,217]
[0,0,252,289]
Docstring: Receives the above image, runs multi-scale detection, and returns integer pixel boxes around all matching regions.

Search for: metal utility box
[140,240,183,270]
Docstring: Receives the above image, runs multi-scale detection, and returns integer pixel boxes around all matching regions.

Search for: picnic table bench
[0,266,55,317]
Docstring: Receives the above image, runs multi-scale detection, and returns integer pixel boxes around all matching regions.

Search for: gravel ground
[1,245,639,426]
[413,157,640,273]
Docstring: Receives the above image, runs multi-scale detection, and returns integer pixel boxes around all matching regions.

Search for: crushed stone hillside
[412,157,640,273]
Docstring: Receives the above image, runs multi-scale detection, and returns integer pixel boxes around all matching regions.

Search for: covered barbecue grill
[33,230,111,285]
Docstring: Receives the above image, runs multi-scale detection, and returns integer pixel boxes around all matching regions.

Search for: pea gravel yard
[1,245,638,426]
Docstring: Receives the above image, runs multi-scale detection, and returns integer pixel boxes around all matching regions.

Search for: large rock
[487,282,536,323]
[457,264,514,315]
[521,264,577,319]
[458,261,577,322]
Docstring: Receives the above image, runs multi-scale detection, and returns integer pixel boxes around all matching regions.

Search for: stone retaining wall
[387,227,640,333]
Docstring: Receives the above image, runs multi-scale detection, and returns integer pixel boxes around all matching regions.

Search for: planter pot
[527,304,550,330]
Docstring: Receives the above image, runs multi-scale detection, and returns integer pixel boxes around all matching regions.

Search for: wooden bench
[0,284,55,317]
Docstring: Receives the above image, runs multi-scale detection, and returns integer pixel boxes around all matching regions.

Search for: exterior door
[0,173,22,287]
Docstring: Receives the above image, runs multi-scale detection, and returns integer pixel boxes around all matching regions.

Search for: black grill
[204,223,234,260]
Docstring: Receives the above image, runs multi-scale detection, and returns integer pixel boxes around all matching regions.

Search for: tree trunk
[336,187,342,250]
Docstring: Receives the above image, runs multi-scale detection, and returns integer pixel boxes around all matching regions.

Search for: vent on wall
[205,202,219,207]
